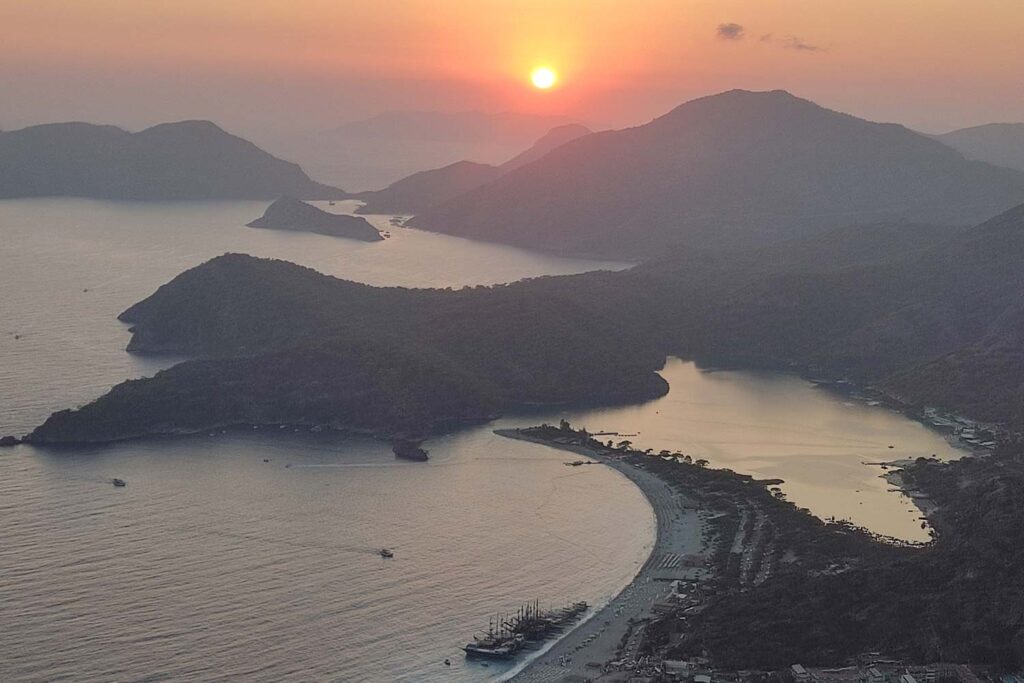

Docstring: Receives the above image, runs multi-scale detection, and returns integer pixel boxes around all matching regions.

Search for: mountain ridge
[354,123,592,214]
[0,120,344,200]
[935,122,1024,172]
[410,90,1024,258]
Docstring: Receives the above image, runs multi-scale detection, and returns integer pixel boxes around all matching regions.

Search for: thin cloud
[760,33,824,52]
[782,36,822,51]
[716,23,745,41]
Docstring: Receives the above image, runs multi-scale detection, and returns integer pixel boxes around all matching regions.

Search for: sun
[530,67,558,90]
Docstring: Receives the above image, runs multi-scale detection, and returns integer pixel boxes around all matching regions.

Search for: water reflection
[514,358,964,542]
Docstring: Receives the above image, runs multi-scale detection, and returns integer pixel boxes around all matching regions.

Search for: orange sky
[1,0,1022,135]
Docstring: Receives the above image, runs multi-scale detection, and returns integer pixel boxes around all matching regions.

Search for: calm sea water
[545,359,964,542]
[0,199,644,683]
[0,431,653,683]
[0,199,961,681]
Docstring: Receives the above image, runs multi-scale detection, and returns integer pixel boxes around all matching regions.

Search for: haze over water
[0,199,963,680]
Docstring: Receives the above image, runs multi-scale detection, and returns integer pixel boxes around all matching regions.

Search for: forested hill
[0,121,344,200]
[28,255,669,443]
[246,197,382,241]
[410,90,1024,259]
[25,202,1024,443]
[667,203,1024,426]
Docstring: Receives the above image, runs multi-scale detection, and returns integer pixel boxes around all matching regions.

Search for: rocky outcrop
[247,197,382,241]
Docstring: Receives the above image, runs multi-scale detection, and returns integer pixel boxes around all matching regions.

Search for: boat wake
[170,526,389,556]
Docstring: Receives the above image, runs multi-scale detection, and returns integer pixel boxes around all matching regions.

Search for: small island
[247,197,383,241]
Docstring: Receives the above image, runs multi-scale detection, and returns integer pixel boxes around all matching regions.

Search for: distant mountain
[266,111,580,191]
[935,123,1024,172]
[498,123,593,172]
[355,123,592,215]
[411,90,1024,258]
[355,161,503,216]
[0,121,343,200]
[247,197,381,241]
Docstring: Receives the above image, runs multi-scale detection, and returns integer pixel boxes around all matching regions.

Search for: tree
[694,458,709,468]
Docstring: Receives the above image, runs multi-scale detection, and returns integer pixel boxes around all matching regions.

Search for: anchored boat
[463,600,588,660]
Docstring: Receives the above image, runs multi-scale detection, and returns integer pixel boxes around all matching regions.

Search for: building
[663,660,694,679]
[814,667,866,683]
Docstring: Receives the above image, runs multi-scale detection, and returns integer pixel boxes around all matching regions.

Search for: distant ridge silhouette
[936,122,1024,172]
[355,123,592,215]
[0,120,343,200]
[412,90,1024,258]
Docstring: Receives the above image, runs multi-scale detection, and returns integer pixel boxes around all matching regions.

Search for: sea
[0,199,963,682]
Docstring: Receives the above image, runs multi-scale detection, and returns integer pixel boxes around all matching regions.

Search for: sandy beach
[496,429,708,683]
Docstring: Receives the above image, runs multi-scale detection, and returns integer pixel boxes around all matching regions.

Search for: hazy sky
[2,0,1022,137]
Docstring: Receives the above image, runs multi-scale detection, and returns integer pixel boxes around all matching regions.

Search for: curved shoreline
[494,429,706,682]
[495,443,660,681]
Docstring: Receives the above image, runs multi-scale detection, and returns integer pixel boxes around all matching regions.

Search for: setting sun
[530,66,558,90]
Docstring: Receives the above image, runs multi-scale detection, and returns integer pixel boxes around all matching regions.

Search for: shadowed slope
[412,90,1024,258]
[354,123,591,215]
